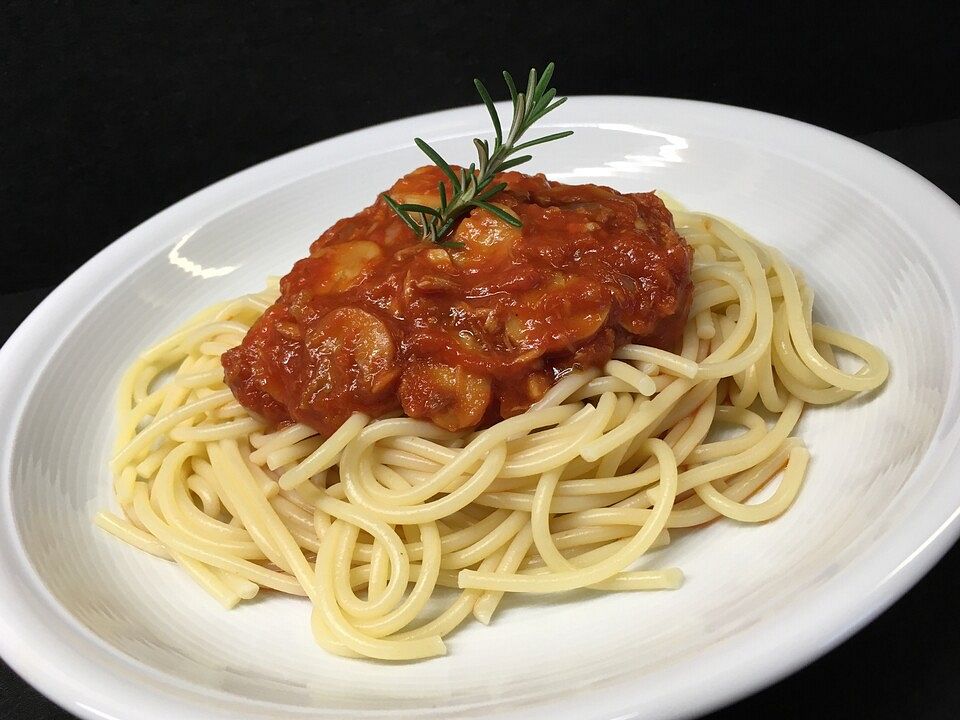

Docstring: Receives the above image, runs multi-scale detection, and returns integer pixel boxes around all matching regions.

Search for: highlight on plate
[96,64,889,661]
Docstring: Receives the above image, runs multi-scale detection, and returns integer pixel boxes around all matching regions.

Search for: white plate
[2,97,959,720]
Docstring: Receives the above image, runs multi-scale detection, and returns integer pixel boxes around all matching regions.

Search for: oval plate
[2,97,960,720]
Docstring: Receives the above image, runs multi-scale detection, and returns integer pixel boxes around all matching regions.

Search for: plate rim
[2,95,960,720]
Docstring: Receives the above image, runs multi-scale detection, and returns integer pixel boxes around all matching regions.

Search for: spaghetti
[96,202,888,660]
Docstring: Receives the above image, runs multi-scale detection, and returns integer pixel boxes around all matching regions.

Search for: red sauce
[222,166,694,435]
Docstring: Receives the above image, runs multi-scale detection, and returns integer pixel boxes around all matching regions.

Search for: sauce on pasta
[222,166,694,434]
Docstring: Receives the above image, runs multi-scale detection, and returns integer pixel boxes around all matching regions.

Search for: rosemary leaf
[414,138,460,189]
[512,131,575,154]
[497,155,533,172]
[381,193,420,233]
[503,71,518,104]
[397,203,443,217]
[476,181,509,202]
[474,79,502,146]
[534,62,555,99]
[471,201,522,227]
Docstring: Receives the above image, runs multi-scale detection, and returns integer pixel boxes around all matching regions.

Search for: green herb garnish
[383,62,572,246]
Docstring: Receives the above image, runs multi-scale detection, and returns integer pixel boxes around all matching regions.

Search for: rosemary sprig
[383,62,572,246]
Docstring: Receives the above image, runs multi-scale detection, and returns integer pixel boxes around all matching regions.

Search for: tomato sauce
[222,166,694,434]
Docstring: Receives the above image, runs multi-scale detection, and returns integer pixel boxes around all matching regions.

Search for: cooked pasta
[96,201,888,660]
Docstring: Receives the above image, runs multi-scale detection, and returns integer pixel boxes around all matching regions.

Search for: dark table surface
[3,4,960,719]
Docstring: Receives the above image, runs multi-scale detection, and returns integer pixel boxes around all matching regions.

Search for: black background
[2,2,960,718]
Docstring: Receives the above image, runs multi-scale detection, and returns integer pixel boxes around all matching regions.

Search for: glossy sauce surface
[222,167,693,434]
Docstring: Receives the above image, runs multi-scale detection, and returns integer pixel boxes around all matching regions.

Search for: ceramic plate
[2,97,959,720]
